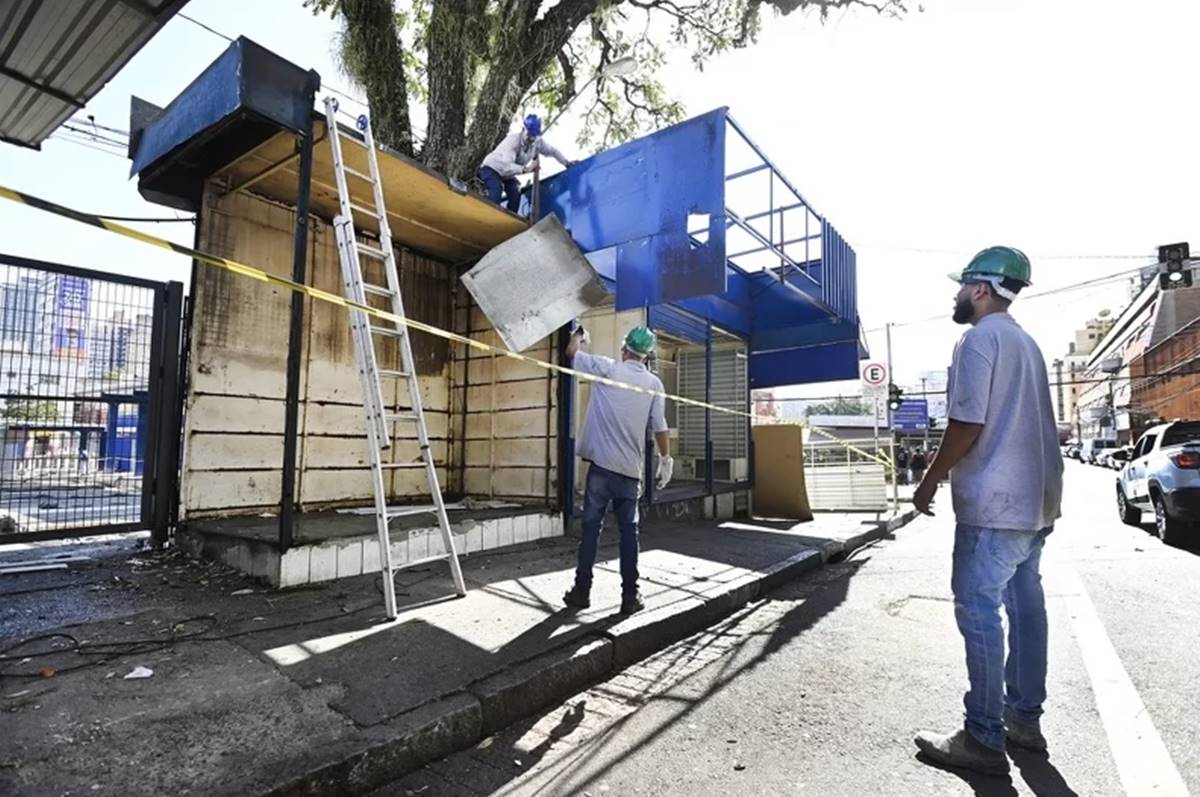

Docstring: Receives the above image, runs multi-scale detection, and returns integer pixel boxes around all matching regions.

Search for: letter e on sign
[861,361,888,398]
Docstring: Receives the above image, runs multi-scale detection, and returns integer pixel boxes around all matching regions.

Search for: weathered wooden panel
[188,434,283,471]
[185,470,283,513]
[463,467,551,497]
[459,380,556,412]
[187,394,284,434]
[465,437,556,468]
[453,354,553,384]
[465,408,550,439]
[182,189,457,518]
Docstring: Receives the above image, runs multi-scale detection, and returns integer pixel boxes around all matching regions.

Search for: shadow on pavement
[1011,749,1080,797]
[432,558,870,796]
[912,748,1081,797]
[913,752,1019,796]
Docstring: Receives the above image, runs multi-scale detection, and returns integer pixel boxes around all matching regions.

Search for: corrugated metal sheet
[0,0,188,149]
[649,304,707,345]
[804,465,887,510]
[679,348,747,459]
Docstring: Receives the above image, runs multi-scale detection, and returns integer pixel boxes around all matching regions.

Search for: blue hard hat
[523,114,542,137]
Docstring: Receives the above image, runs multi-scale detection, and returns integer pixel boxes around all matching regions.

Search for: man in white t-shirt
[562,325,672,615]
[913,246,1063,776]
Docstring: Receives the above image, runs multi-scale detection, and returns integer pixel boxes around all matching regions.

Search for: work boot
[1005,711,1048,753]
[914,727,1010,775]
[620,592,645,615]
[562,587,590,610]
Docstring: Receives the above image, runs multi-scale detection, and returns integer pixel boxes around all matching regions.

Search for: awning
[0,0,189,149]
[129,36,526,263]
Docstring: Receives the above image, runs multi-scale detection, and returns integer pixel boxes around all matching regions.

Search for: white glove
[573,324,590,346]
[656,455,674,490]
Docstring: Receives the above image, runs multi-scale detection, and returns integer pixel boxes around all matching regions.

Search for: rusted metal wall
[181,188,453,519]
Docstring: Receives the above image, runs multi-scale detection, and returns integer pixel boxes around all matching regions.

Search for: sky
[1,0,1196,398]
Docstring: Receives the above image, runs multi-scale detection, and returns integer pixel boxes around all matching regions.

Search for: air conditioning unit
[1100,357,1121,374]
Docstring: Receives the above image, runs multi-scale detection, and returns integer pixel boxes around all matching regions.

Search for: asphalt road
[385,460,1200,796]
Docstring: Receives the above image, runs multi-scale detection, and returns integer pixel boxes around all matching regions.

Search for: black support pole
[279,70,321,552]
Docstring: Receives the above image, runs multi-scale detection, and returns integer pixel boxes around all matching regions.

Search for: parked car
[1080,438,1119,465]
[1115,421,1200,545]
[1109,445,1135,470]
[1067,444,1082,460]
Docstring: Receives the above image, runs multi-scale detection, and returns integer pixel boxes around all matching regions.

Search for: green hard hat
[624,326,656,357]
[949,246,1033,289]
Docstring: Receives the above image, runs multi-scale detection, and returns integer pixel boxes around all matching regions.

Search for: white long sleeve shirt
[480,130,570,179]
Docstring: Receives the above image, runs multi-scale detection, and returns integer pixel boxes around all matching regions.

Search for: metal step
[356,242,389,261]
[377,368,411,379]
[349,201,380,219]
[362,283,393,297]
[369,324,406,338]
[345,165,374,184]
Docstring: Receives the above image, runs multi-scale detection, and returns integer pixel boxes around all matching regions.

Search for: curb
[266,512,918,795]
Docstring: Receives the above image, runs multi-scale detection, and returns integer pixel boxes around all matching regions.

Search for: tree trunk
[449,0,604,180]
[422,0,473,173]
[340,0,415,156]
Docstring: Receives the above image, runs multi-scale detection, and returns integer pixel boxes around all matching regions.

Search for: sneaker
[1005,711,1048,753]
[620,593,645,615]
[914,727,1010,775]
[562,587,590,610]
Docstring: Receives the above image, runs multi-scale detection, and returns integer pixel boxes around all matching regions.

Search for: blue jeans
[478,166,521,213]
[952,524,1050,750]
[574,464,640,599]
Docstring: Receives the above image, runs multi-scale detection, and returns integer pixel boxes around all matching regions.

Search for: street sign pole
[886,323,898,512]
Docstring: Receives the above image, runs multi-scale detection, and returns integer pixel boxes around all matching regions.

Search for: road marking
[1057,566,1189,797]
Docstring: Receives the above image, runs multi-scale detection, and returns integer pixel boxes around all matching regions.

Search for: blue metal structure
[537,108,864,389]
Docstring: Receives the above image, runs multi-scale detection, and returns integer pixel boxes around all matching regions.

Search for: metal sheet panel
[804,464,887,510]
[0,0,188,149]
[648,304,707,344]
[537,108,728,310]
[750,339,862,389]
[460,214,608,352]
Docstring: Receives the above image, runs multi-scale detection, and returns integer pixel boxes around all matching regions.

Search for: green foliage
[804,397,874,417]
[1,400,59,422]
[306,0,908,177]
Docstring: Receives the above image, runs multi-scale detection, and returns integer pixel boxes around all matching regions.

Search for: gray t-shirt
[573,351,669,480]
[945,313,1063,531]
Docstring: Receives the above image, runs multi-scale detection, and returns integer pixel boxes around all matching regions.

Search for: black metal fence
[0,254,183,543]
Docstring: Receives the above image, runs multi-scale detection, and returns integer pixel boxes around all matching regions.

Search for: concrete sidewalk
[0,510,914,796]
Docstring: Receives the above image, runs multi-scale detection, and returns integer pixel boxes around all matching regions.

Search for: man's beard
[952,296,974,325]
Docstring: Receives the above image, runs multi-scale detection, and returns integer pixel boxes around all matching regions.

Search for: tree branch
[337,0,415,156]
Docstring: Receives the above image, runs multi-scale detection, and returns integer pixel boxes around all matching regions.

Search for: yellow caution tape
[0,184,895,470]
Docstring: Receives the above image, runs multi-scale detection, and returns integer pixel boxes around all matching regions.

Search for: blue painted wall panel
[538,109,729,310]
[750,340,862,388]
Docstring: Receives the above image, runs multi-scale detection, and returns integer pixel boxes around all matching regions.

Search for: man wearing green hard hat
[913,246,1063,775]
[562,323,672,615]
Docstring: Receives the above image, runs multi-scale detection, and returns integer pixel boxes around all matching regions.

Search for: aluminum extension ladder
[323,97,467,619]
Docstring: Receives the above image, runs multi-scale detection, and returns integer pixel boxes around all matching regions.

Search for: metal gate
[0,254,183,544]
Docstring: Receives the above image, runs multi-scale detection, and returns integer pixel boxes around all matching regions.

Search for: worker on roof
[912,246,1063,776]
[477,114,574,214]
[562,324,673,616]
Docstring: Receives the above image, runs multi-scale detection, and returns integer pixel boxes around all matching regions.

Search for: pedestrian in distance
[477,114,575,213]
[911,246,1064,775]
[562,324,673,615]
[909,447,927,486]
[897,446,911,485]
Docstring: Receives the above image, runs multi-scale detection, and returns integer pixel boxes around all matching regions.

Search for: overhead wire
[863,266,1151,332]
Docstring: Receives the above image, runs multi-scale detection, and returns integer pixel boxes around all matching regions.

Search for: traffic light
[1158,242,1192,290]
[888,384,904,412]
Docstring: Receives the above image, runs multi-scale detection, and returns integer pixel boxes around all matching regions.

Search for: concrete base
[178,509,563,587]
